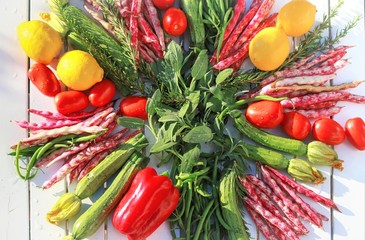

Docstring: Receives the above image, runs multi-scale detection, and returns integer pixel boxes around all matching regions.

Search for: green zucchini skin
[66,152,149,240]
[234,115,308,156]
[236,142,290,169]
[219,170,250,240]
[180,0,206,49]
[75,133,147,199]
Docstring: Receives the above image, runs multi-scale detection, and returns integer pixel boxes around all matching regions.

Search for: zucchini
[235,142,290,169]
[76,133,147,199]
[46,133,147,224]
[234,114,308,156]
[219,170,250,240]
[180,0,206,49]
[63,152,149,240]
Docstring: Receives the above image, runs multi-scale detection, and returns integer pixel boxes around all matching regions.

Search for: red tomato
[88,79,116,107]
[119,96,148,120]
[28,63,61,97]
[54,90,89,115]
[162,8,187,36]
[345,117,365,150]
[245,100,284,128]
[312,118,345,145]
[281,111,311,140]
[152,0,174,10]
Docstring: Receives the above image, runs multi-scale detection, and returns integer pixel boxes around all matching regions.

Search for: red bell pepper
[112,167,180,240]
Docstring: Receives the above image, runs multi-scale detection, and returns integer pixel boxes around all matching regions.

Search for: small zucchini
[46,133,147,224]
[76,133,147,199]
[63,152,149,240]
[235,141,290,169]
[234,114,308,156]
[219,169,250,240]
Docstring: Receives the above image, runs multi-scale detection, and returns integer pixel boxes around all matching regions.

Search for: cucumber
[219,170,250,240]
[64,152,149,240]
[235,142,290,169]
[180,0,206,49]
[76,133,147,199]
[234,114,308,156]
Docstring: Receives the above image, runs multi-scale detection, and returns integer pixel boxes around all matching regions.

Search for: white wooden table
[0,0,364,239]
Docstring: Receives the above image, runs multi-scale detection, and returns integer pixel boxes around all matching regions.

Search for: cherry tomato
[88,79,116,107]
[54,90,89,115]
[162,8,187,36]
[345,117,365,150]
[28,63,61,97]
[245,100,284,128]
[152,0,174,10]
[119,96,148,120]
[281,111,311,140]
[312,118,345,145]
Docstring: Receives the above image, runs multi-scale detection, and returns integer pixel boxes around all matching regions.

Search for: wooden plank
[330,1,365,240]
[0,1,30,240]
[26,0,68,238]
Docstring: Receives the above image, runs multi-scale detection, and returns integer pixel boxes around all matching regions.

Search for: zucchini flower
[288,158,325,184]
[46,193,81,224]
[307,141,344,171]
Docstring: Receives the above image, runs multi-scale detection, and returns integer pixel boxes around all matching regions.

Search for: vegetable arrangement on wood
[10,0,365,239]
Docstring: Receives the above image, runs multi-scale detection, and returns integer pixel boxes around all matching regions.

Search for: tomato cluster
[28,62,116,115]
[245,100,365,150]
[29,62,149,119]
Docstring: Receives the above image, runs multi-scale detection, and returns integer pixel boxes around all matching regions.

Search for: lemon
[249,27,290,71]
[57,50,104,91]
[277,0,316,37]
[17,20,63,64]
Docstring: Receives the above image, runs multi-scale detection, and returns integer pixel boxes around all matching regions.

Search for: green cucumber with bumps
[233,113,308,156]
[235,141,290,169]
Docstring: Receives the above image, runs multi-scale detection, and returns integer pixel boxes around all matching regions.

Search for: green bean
[185,205,195,240]
[184,182,193,222]
[219,0,226,16]
[74,133,99,142]
[53,143,69,149]
[203,205,215,239]
[24,147,43,180]
[14,142,26,179]
[214,201,232,230]
[170,185,187,223]
[192,200,214,240]
[9,144,39,156]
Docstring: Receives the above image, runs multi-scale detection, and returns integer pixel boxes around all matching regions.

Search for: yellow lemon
[249,27,290,71]
[277,0,316,37]
[57,50,104,91]
[17,20,63,64]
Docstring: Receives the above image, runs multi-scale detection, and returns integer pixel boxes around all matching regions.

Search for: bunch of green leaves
[142,42,253,238]
[202,0,235,54]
